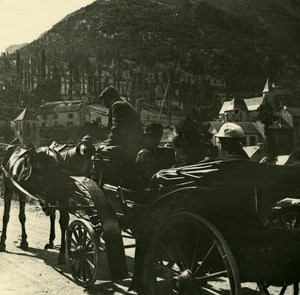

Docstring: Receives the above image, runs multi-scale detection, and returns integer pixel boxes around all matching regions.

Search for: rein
[0,163,40,201]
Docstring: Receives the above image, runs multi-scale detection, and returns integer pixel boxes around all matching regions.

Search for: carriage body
[108,160,300,286]
[64,158,300,292]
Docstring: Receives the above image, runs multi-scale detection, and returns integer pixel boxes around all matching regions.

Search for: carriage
[2,142,300,295]
[62,155,300,295]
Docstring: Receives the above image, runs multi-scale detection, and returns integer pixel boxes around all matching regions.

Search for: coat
[105,99,143,148]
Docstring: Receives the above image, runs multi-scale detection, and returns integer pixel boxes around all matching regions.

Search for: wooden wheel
[145,212,241,295]
[66,219,101,287]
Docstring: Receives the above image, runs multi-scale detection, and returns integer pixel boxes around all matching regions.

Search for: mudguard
[70,176,128,280]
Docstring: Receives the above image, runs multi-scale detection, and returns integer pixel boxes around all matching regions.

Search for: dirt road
[0,198,296,295]
[0,198,134,295]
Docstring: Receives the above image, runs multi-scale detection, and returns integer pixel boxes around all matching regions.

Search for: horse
[43,138,96,251]
[0,143,71,263]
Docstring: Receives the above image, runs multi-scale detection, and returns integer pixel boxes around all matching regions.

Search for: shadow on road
[5,244,138,295]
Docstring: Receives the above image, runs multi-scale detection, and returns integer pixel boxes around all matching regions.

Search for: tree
[33,78,61,105]
[256,101,277,158]
[173,107,214,164]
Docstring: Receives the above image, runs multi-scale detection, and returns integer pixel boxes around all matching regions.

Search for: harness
[0,145,63,202]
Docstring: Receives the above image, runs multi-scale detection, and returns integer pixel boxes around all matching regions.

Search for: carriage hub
[72,246,85,258]
[172,269,194,291]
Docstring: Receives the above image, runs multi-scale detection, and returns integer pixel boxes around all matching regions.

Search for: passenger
[98,86,143,163]
[215,122,249,160]
[135,123,164,188]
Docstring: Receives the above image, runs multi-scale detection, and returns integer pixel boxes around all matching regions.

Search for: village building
[38,100,90,128]
[219,79,292,123]
[87,104,109,126]
[280,106,300,152]
[11,108,39,146]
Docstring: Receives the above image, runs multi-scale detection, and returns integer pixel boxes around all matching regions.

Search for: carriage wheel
[66,219,101,287]
[145,212,241,295]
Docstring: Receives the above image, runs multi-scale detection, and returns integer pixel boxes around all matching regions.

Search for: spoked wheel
[66,219,101,287]
[145,212,241,295]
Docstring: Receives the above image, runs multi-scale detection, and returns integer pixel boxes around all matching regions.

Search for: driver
[98,86,143,163]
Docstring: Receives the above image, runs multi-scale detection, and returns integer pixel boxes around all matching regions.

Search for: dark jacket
[105,99,143,147]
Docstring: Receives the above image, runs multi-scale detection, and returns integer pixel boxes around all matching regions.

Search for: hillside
[7,0,300,103]
[5,43,28,54]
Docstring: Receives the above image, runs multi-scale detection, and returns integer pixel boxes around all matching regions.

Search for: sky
[0,0,95,53]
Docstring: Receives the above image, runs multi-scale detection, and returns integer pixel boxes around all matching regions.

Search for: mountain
[10,0,300,100]
[6,43,28,54]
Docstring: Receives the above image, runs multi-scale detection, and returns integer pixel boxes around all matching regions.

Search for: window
[250,136,256,146]
[68,113,74,119]
[54,113,58,119]
[67,121,74,127]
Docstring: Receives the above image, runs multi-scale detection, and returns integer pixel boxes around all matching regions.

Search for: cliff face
[11,0,300,99]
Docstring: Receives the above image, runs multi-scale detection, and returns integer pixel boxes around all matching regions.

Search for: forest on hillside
[1,0,300,113]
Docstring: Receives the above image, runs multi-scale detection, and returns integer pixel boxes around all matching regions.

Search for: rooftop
[244,96,264,111]
[39,100,83,114]
[283,106,300,117]
[219,98,247,114]
[14,108,36,121]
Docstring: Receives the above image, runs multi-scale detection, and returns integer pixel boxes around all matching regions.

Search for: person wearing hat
[135,123,165,187]
[215,122,249,160]
[98,86,143,163]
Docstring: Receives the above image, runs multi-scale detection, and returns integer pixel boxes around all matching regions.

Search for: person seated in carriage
[136,123,175,188]
[95,86,143,184]
[215,122,249,160]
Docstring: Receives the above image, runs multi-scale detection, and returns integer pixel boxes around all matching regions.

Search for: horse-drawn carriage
[2,142,300,295]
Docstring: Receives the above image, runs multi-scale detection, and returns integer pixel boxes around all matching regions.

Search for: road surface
[0,198,296,295]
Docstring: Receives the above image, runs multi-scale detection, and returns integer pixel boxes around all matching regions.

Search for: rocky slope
[12,0,300,96]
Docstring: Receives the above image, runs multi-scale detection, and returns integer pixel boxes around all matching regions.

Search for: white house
[38,100,90,128]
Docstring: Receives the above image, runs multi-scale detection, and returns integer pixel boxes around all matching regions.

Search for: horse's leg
[44,209,56,250]
[18,195,28,250]
[57,208,69,264]
[0,188,12,251]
